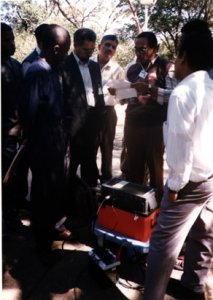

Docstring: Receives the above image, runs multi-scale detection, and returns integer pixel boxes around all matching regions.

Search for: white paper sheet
[106,79,137,101]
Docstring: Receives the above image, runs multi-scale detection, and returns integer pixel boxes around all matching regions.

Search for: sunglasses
[134,47,149,53]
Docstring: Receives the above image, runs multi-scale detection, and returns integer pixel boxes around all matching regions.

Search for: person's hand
[138,94,151,105]
[168,189,178,201]
[108,87,116,96]
[131,82,148,94]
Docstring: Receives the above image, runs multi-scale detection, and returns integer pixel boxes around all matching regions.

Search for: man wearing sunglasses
[63,28,105,188]
[122,31,177,203]
[92,35,125,183]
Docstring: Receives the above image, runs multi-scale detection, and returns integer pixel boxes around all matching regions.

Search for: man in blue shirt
[21,24,71,257]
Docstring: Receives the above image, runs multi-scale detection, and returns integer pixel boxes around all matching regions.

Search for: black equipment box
[101,177,158,215]
[98,178,160,242]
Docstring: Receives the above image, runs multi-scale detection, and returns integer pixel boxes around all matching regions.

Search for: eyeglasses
[134,47,148,53]
[82,47,96,52]
[104,42,117,50]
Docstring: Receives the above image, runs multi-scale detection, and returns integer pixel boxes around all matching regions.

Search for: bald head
[40,24,71,64]
[42,24,71,49]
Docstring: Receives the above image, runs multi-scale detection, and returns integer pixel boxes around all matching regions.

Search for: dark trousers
[30,151,66,251]
[96,106,117,181]
[2,137,22,213]
[13,146,30,203]
[69,108,100,187]
[124,123,164,202]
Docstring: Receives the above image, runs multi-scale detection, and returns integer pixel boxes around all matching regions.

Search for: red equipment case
[97,178,160,242]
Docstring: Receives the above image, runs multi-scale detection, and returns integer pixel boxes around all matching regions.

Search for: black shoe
[166,278,205,299]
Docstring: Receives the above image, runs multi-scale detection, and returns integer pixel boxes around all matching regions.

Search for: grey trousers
[143,177,213,300]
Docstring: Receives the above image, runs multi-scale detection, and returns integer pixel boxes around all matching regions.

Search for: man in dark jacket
[22,23,49,76]
[21,24,71,256]
[63,28,105,187]
[123,32,176,202]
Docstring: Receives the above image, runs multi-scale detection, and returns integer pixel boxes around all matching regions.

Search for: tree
[0,0,49,33]
[47,0,127,36]
[117,0,213,58]
[2,0,212,63]
[149,0,213,57]
[0,0,74,61]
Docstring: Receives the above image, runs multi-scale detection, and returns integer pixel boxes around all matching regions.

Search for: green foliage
[1,0,75,62]
[1,0,48,33]
[13,30,35,62]
[115,42,135,67]
[1,0,212,64]
[149,0,213,57]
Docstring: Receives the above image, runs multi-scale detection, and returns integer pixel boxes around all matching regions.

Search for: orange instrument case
[97,178,160,242]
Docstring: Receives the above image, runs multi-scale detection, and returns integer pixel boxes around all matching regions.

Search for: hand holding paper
[106,79,137,101]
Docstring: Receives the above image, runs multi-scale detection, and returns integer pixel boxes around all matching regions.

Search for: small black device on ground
[88,247,120,271]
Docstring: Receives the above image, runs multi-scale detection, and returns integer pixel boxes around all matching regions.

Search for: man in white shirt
[63,28,105,187]
[143,20,213,300]
[92,35,124,182]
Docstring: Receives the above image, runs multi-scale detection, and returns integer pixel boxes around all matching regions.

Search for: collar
[93,55,113,70]
[73,51,89,66]
[36,47,41,55]
[139,55,158,70]
[150,55,158,65]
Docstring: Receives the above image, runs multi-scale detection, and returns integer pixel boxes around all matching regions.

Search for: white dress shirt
[163,70,213,191]
[92,56,124,106]
[73,52,95,107]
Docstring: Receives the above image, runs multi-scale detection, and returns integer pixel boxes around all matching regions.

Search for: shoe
[167,278,205,299]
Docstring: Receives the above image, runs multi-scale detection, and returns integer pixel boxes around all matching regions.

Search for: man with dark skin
[1,22,24,231]
[20,24,71,257]
[22,23,49,76]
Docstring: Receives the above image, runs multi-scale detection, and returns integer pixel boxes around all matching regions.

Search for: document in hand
[106,79,137,101]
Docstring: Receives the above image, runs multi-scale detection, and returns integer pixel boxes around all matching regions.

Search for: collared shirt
[164,70,213,191]
[22,47,41,77]
[92,56,124,106]
[73,52,95,107]
[145,56,177,105]
[157,63,177,105]
[126,56,177,105]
